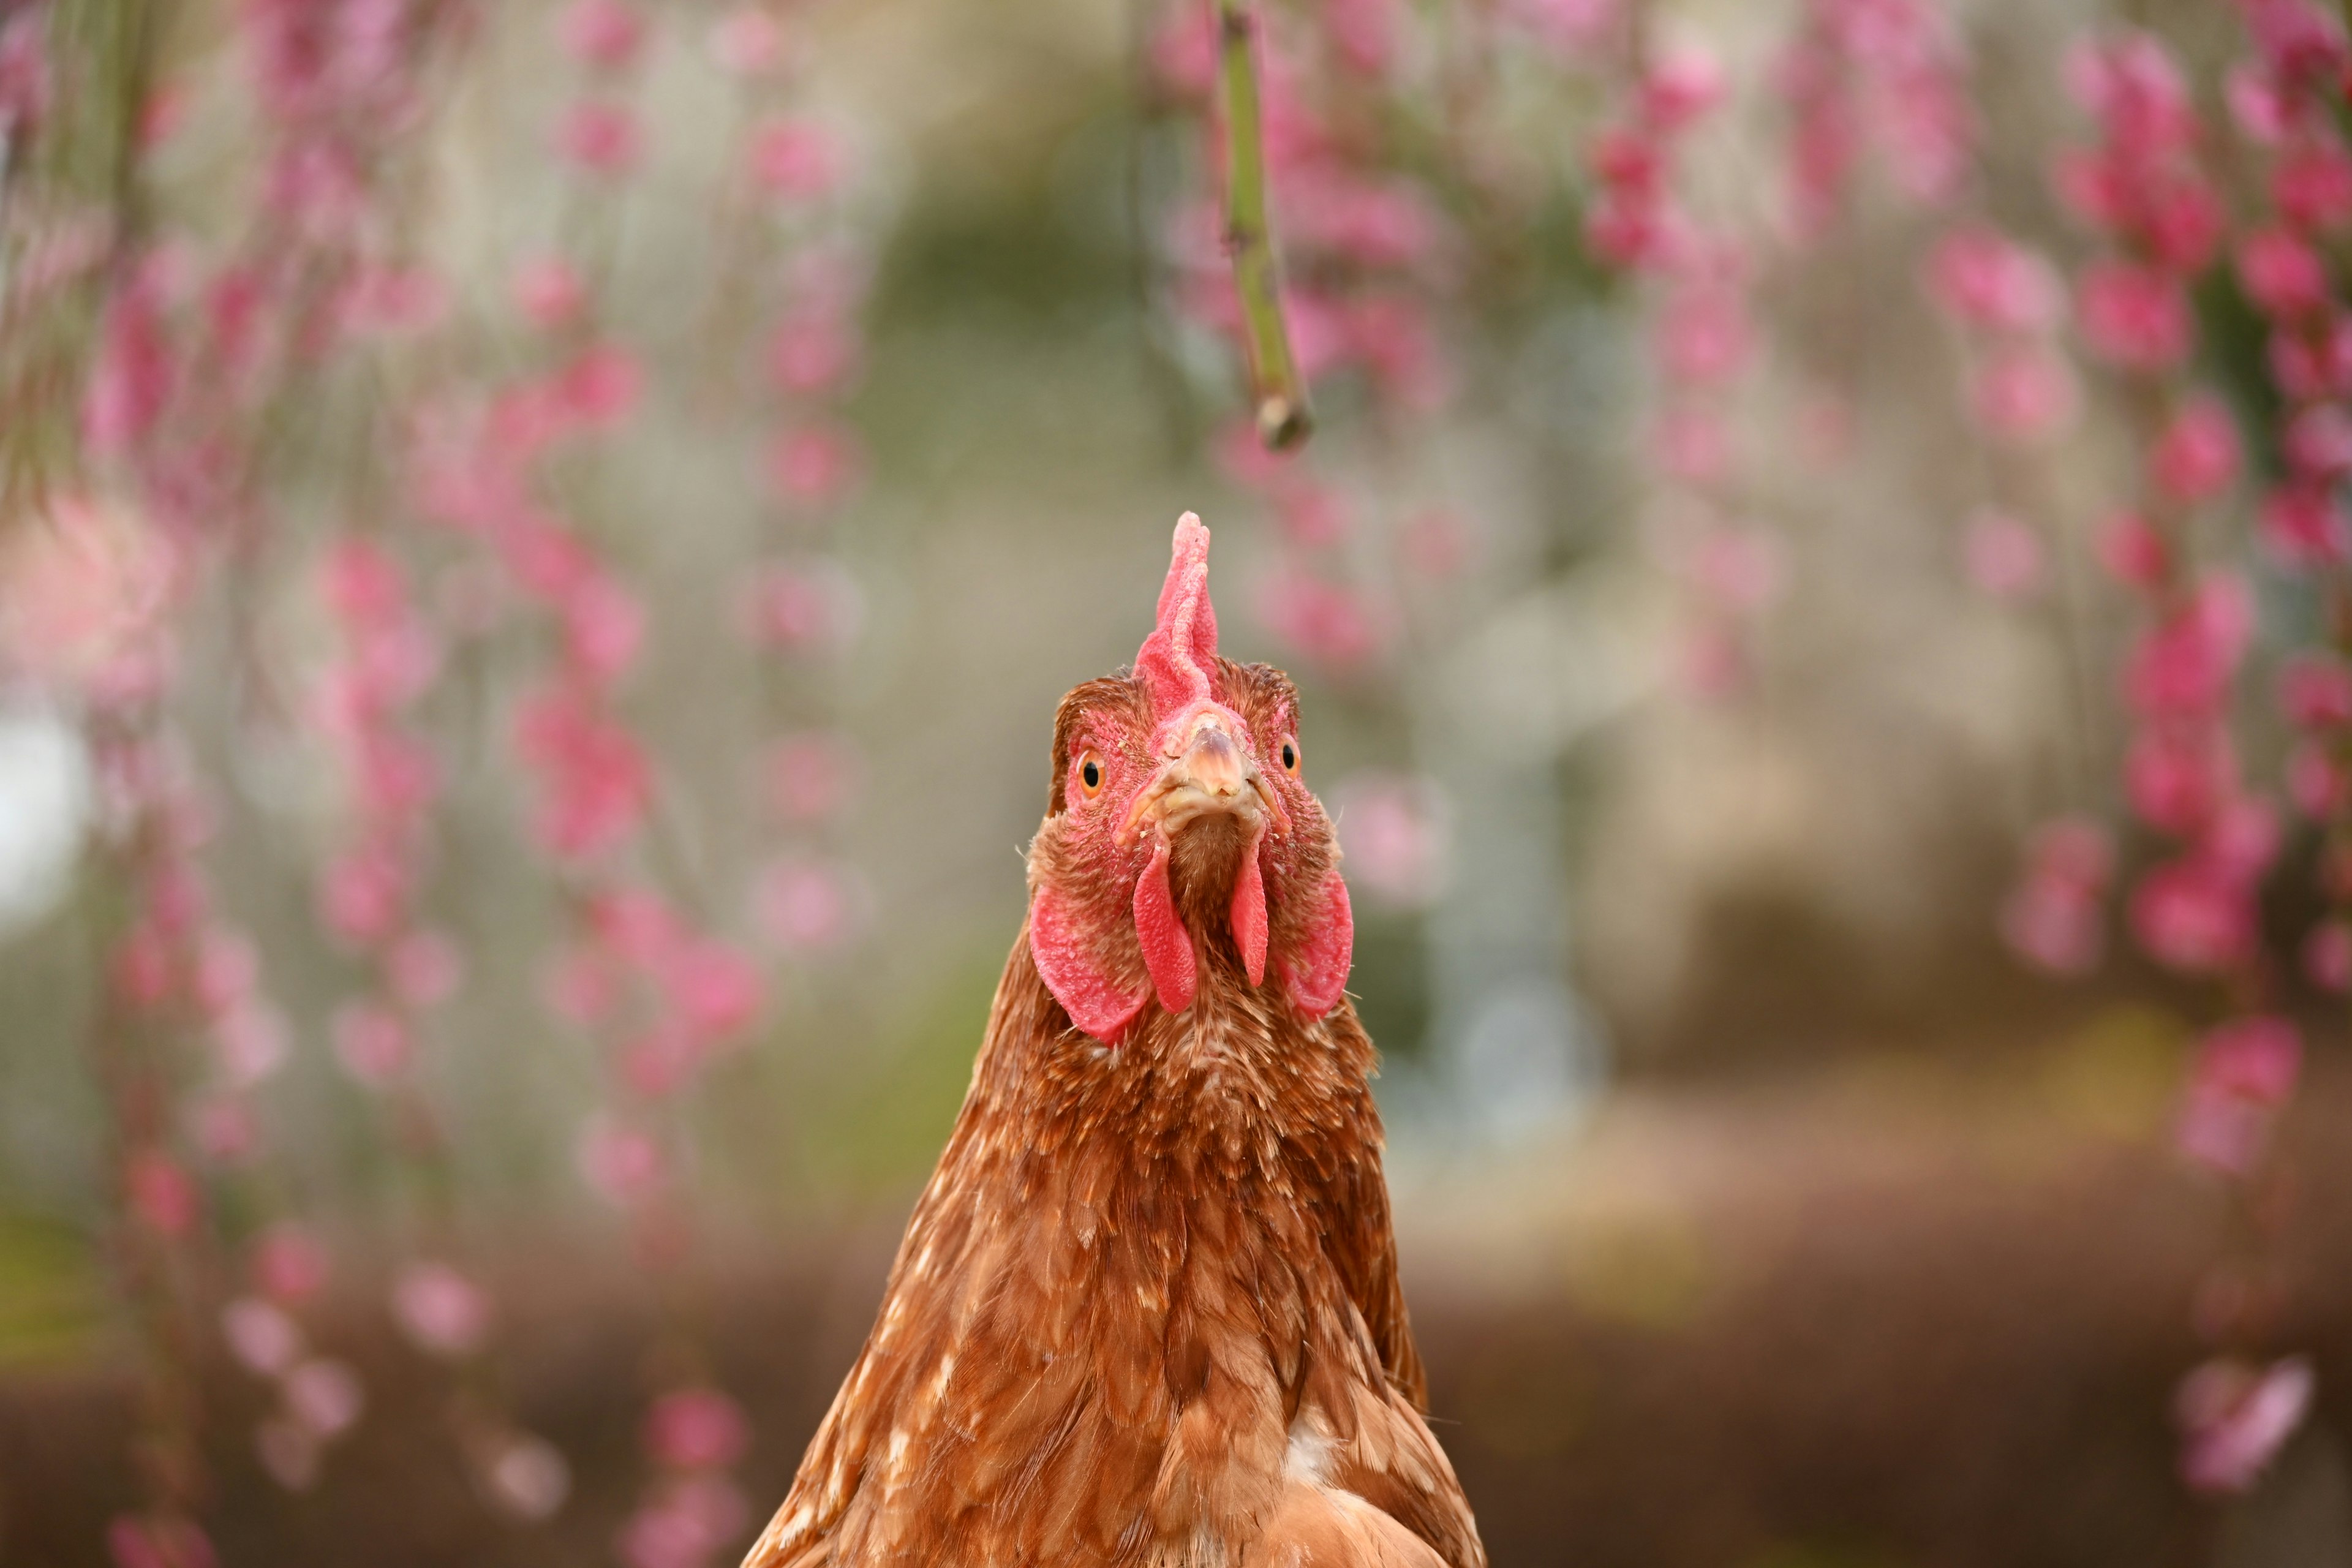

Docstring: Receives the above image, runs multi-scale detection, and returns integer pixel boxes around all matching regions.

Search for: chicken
[743,514,1482,1568]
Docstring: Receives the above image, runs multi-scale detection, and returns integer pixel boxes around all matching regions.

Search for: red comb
[1136,512,1218,714]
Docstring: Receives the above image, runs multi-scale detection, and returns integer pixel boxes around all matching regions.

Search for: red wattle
[1231,827,1268,987]
[1276,868,1353,1017]
[1028,883,1147,1044]
[1133,839,1196,1017]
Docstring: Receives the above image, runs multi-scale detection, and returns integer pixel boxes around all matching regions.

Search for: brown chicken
[743,515,1482,1568]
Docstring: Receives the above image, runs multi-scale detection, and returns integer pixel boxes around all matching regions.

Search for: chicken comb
[1134,512,1219,716]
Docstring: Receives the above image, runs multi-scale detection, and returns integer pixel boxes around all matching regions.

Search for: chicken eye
[1280,739,1300,774]
[1077,751,1106,798]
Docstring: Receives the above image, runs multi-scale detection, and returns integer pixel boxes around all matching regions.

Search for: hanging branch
[1216,0,1312,450]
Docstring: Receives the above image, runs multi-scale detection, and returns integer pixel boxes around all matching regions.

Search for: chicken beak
[1121,712,1287,842]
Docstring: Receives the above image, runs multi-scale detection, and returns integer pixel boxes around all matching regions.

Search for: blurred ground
[6,1009,2348,1568]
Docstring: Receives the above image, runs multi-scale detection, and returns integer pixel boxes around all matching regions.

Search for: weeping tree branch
[1217,0,1312,451]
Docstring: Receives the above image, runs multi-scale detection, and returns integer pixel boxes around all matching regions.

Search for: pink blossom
[0,10,52,131]
[748,119,840,202]
[559,0,644,70]
[1970,345,2079,443]
[2226,62,2291,146]
[556,102,642,176]
[754,857,864,952]
[1330,772,1449,908]
[764,423,865,511]
[2284,402,2352,477]
[1585,191,1670,271]
[2179,1357,2315,1494]
[1926,228,2064,332]
[2289,723,2352,815]
[559,344,644,429]
[2274,140,2352,230]
[1654,285,1751,386]
[223,1297,303,1376]
[562,573,646,683]
[579,1117,666,1206]
[2064,32,2196,152]
[106,1514,216,1568]
[214,1003,290,1087]
[82,273,176,457]
[2125,725,2235,832]
[1256,568,1384,671]
[620,1027,698,1099]
[2203,797,2281,884]
[1325,0,1397,77]
[190,1096,260,1166]
[1689,527,1785,613]
[495,513,598,602]
[1272,485,1349,549]
[2121,576,2251,720]
[514,258,589,330]
[617,1476,750,1568]
[337,264,448,339]
[2002,816,2112,973]
[2094,512,2168,587]
[644,1387,751,1471]
[765,733,858,821]
[127,1152,199,1237]
[2147,396,2241,504]
[284,1358,364,1438]
[708,9,786,77]
[1649,408,1730,485]
[2075,262,2193,371]
[0,494,178,703]
[513,684,654,859]
[252,1226,330,1305]
[2280,652,2352,728]
[662,940,764,1041]
[2305,922,2352,990]
[1507,0,1619,58]
[1148,2,1218,97]
[113,925,176,1009]
[191,930,258,1015]
[2029,816,2116,891]
[2266,318,2352,401]
[2237,228,2328,318]
[484,1434,573,1520]
[387,929,464,1008]
[745,561,863,652]
[2259,484,2348,566]
[2000,878,2103,974]
[391,1261,491,1358]
[321,846,410,946]
[2130,857,2253,971]
[2141,179,2225,273]
[591,888,685,968]
[333,1000,412,1087]
[1640,45,1725,132]
[767,311,861,396]
[1962,512,2045,601]
[1676,622,1745,700]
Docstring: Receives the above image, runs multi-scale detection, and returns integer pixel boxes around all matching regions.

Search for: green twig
[1216,0,1311,451]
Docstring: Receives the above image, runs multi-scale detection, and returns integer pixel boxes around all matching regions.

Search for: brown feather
[741,664,1483,1568]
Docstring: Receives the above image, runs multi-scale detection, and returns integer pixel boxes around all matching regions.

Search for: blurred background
[2,0,2350,1563]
